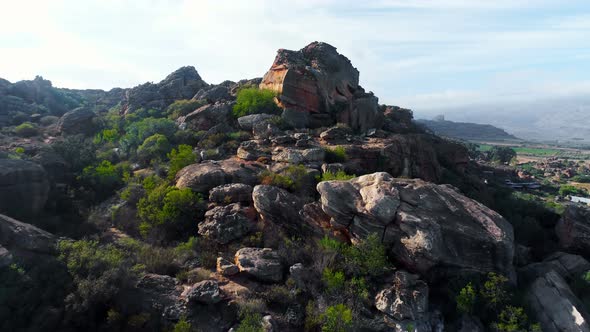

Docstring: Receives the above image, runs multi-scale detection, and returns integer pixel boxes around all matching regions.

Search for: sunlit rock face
[260,42,383,131]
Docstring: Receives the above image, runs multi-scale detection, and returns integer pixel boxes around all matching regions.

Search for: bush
[259,165,309,191]
[487,146,516,164]
[52,134,97,172]
[480,272,509,311]
[93,128,119,144]
[137,134,171,164]
[322,304,353,332]
[559,185,586,196]
[456,282,476,314]
[14,122,39,137]
[232,88,280,118]
[166,99,206,120]
[493,306,541,332]
[324,146,348,163]
[79,160,130,198]
[167,144,196,179]
[120,117,176,155]
[137,182,203,243]
[318,170,356,181]
[172,317,193,332]
[322,268,346,293]
[572,175,590,183]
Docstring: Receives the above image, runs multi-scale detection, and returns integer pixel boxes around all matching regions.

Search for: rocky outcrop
[209,183,253,205]
[260,42,382,131]
[217,257,239,276]
[198,204,253,244]
[0,213,56,256]
[177,102,234,132]
[56,107,96,135]
[192,85,231,103]
[175,159,261,193]
[124,66,207,113]
[375,271,429,321]
[555,205,590,256]
[317,172,514,280]
[187,280,222,304]
[133,274,186,322]
[235,247,284,282]
[525,271,590,332]
[0,159,49,217]
[519,252,590,283]
[252,185,304,229]
[238,114,276,131]
[271,147,325,164]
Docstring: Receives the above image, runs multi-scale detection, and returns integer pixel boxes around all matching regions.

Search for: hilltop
[417,118,519,142]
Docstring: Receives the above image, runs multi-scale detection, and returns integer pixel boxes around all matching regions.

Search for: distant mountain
[417,118,519,142]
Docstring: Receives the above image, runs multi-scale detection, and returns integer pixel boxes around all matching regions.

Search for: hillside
[0,42,587,332]
[417,118,519,142]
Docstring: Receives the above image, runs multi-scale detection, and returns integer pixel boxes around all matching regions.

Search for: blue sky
[1,0,589,117]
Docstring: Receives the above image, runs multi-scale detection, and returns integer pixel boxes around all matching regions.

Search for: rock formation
[556,205,590,255]
[0,159,49,217]
[260,42,383,131]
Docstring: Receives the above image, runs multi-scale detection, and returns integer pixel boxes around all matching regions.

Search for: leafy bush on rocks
[137,134,171,164]
[324,146,348,163]
[14,122,39,137]
[167,144,197,180]
[318,170,356,181]
[233,88,280,118]
[166,99,207,120]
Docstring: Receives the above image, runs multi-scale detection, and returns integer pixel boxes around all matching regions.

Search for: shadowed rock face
[260,42,382,131]
[0,159,49,217]
[556,205,590,256]
[317,172,515,280]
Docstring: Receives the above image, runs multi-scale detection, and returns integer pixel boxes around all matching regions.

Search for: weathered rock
[525,271,590,332]
[380,134,441,182]
[238,114,276,131]
[209,183,253,205]
[187,280,222,304]
[457,314,485,332]
[235,247,283,282]
[375,271,429,321]
[175,159,260,193]
[320,126,353,141]
[0,244,12,268]
[0,214,56,254]
[134,273,186,322]
[199,204,253,244]
[178,102,234,132]
[0,159,49,217]
[252,185,304,229]
[56,107,96,135]
[271,147,325,164]
[193,85,231,103]
[237,140,271,161]
[317,173,515,280]
[519,252,590,283]
[217,257,239,276]
[262,315,276,332]
[260,42,382,131]
[125,66,207,112]
[556,205,590,255]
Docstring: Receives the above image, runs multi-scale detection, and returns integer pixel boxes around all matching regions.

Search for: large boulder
[271,147,325,164]
[519,252,590,283]
[375,271,429,321]
[237,114,275,131]
[260,42,382,131]
[175,159,261,194]
[556,205,590,255]
[252,185,304,229]
[186,280,222,304]
[177,101,234,132]
[235,247,284,282]
[317,172,514,280]
[0,213,56,255]
[124,66,208,113]
[0,159,49,217]
[192,85,231,103]
[525,271,590,332]
[198,204,253,244]
[209,183,253,205]
[56,107,96,135]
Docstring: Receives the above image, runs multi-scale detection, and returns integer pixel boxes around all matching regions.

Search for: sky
[1,0,589,118]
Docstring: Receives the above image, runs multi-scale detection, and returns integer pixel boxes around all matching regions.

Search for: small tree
[136,134,171,164]
[14,122,39,137]
[456,282,476,314]
[487,146,516,164]
[167,144,196,180]
[322,304,353,332]
[480,272,509,311]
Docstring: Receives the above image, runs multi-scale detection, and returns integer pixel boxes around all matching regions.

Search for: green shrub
[259,165,309,191]
[79,160,130,198]
[559,184,586,196]
[236,312,263,332]
[120,117,176,155]
[325,146,348,163]
[14,147,25,154]
[456,282,476,314]
[172,317,193,332]
[232,88,280,118]
[322,268,346,293]
[487,146,516,164]
[319,234,388,278]
[493,306,541,332]
[14,122,39,137]
[137,134,171,164]
[318,170,356,181]
[166,99,206,120]
[137,183,203,243]
[480,272,509,311]
[52,134,97,172]
[322,304,353,332]
[572,175,590,183]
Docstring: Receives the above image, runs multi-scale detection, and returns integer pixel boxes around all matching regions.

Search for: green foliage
[14,147,25,154]
[94,128,119,144]
[456,282,477,314]
[322,304,353,332]
[137,134,171,164]
[318,170,356,181]
[172,317,193,332]
[120,117,176,155]
[232,88,280,118]
[319,234,388,278]
[259,165,309,191]
[487,146,517,164]
[324,146,348,163]
[559,184,586,196]
[480,272,509,311]
[80,160,129,198]
[14,122,39,137]
[572,175,590,183]
[52,134,97,172]
[166,99,206,120]
[137,182,203,243]
[493,306,540,332]
[236,312,263,332]
[322,268,346,292]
